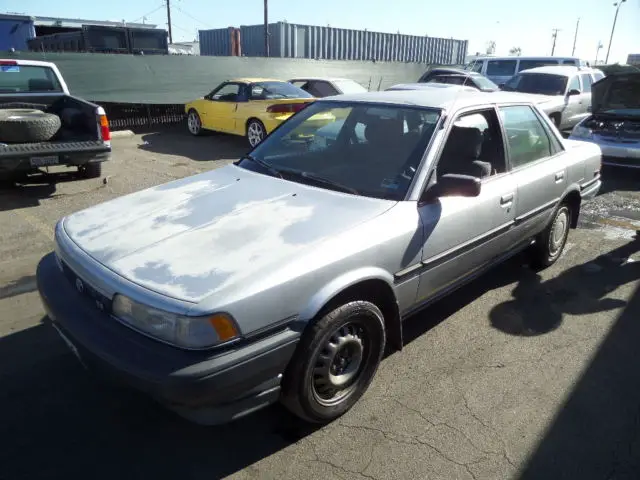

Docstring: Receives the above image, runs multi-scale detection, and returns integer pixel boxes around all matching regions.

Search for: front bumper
[570,135,640,168]
[36,252,300,425]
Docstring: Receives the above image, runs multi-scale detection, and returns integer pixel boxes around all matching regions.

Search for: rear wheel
[246,119,266,147]
[530,203,571,269]
[281,301,386,424]
[78,162,102,179]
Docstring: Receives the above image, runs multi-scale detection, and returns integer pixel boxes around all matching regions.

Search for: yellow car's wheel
[187,109,203,136]
[247,119,266,147]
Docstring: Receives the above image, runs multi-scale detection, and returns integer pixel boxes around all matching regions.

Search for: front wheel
[187,109,203,136]
[246,119,266,147]
[281,301,386,424]
[530,203,571,269]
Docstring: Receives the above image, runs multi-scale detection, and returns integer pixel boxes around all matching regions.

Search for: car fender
[298,267,396,322]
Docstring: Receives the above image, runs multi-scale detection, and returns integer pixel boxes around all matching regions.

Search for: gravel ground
[1,129,640,480]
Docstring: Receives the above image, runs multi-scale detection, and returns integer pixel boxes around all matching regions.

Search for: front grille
[60,260,112,314]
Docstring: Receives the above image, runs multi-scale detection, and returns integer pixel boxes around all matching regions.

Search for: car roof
[0,58,56,67]
[288,77,356,83]
[229,78,283,84]
[323,89,531,110]
[388,83,477,92]
[518,65,595,76]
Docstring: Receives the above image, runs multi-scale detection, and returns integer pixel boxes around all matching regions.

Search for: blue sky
[4,0,639,63]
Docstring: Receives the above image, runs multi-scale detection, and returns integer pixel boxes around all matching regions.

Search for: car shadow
[0,170,96,211]
[4,238,636,479]
[139,126,249,163]
[490,233,640,337]
[516,247,640,478]
[600,165,640,195]
[0,317,320,480]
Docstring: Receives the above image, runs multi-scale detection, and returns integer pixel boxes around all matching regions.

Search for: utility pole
[595,41,603,64]
[264,0,270,57]
[166,0,173,44]
[571,18,580,56]
[605,0,626,64]
[551,28,560,56]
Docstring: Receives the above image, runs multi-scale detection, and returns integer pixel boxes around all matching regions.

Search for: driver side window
[210,83,240,102]
[437,108,506,180]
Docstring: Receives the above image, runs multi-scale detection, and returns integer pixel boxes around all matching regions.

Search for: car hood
[591,72,640,115]
[63,164,394,303]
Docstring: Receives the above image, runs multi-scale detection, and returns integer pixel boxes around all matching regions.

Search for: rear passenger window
[499,106,552,168]
[308,81,340,97]
[486,60,517,77]
[518,60,558,71]
[580,74,593,92]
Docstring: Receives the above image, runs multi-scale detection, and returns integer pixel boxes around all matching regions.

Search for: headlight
[112,294,239,349]
[571,124,593,139]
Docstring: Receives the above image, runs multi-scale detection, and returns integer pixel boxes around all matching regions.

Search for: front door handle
[500,193,514,205]
[555,171,565,182]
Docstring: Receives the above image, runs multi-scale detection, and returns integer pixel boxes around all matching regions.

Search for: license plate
[30,156,59,167]
[52,323,87,369]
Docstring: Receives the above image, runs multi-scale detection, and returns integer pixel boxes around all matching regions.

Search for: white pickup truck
[0,58,111,182]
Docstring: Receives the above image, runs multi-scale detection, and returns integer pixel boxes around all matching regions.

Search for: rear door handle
[555,171,565,182]
[500,193,514,205]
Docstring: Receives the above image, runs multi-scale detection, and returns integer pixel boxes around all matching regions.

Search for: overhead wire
[130,4,165,24]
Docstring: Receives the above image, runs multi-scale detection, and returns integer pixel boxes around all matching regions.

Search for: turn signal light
[209,314,239,341]
[99,114,111,141]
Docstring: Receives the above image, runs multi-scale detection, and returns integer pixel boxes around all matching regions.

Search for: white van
[465,56,590,85]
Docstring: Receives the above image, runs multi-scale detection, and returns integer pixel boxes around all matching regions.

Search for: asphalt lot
[2,128,640,480]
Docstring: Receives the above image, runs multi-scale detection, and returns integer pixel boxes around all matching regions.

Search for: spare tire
[0,109,62,143]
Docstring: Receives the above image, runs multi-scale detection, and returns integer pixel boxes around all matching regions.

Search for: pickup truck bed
[0,59,111,181]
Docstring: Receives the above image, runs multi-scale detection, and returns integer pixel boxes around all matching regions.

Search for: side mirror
[427,174,481,199]
[567,89,581,96]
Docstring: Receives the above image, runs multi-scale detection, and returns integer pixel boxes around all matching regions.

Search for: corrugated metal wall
[199,27,232,57]
[0,15,36,51]
[200,22,467,65]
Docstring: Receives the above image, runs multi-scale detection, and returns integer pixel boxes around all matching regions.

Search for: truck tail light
[99,114,111,142]
[267,102,311,114]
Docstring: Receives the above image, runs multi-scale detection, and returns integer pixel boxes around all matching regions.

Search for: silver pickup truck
[37,89,602,426]
[0,58,111,182]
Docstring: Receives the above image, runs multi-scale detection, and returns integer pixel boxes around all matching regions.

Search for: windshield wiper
[278,168,360,195]
[238,154,282,178]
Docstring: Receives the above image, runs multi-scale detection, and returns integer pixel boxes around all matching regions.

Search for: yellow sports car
[185,78,331,147]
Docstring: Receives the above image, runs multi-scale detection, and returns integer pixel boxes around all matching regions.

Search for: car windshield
[251,81,313,99]
[502,73,568,95]
[237,101,441,201]
[333,79,368,94]
[0,64,63,93]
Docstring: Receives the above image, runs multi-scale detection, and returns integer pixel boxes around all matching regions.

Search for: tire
[281,300,386,424]
[78,162,102,179]
[0,109,61,143]
[530,203,571,269]
[247,119,266,147]
[187,109,203,136]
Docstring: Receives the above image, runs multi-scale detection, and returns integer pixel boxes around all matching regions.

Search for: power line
[131,4,165,24]
[172,4,214,29]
